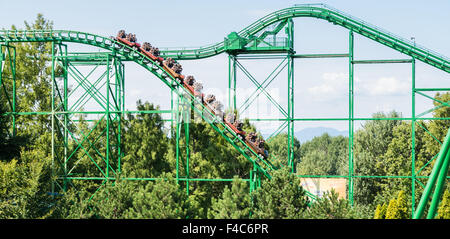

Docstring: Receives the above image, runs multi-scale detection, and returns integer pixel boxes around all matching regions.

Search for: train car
[203,94,224,121]
[257,138,269,159]
[211,101,224,120]
[193,82,204,100]
[116,30,141,49]
[245,132,268,159]
[183,75,196,96]
[140,42,164,63]
[224,113,246,140]
[163,57,184,80]
[203,94,217,114]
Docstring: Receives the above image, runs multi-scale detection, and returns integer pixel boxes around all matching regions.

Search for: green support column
[228,54,237,111]
[106,53,110,180]
[171,89,174,138]
[287,18,295,173]
[1,44,17,137]
[249,164,254,193]
[175,94,180,184]
[0,45,2,110]
[48,52,126,193]
[185,99,190,195]
[348,30,355,205]
[175,93,190,195]
[114,55,125,178]
[411,57,416,217]
[51,41,56,193]
[11,46,16,137]
[0,46,3,88]
[62,44,69,191]
[115,55,124,175]
[249,162,261,194]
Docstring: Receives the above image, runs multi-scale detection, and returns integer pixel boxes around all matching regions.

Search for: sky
[1,0,449,135]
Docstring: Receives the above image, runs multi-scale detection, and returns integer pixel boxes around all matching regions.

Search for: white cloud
[307,72,348,101]
[306,72,411,102]
[361,77,410,96]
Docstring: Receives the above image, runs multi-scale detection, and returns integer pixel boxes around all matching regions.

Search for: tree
[124,174,194,219]
[208,176,251,219]
[77,174,195,219]
[1,14,55,161]
[374,203,388,219]
[379,121,430,203]
[266,133,300,169]
[4,14,55,139]
[48,189,94,219]
[380,93,449,207]
[0,146,53,218]
[384,191,409,219]
[251,168,308,219]
[297,133,348,176]
[436,190,450,219]
[88,179,136,219]
[0,102,27,161]
[423,93,450,157]
[352,111,402,206]
[121,100,169,178]
[303,189,358,219]
[50,173,197,219]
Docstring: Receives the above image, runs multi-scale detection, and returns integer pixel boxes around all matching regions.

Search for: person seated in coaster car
[163,57,183,79]
[211,100,224,120]
[204,94,217,115]
[115,30,140,49]
[181,75,196,95]
[193,81,204,100]
[224,112,246,139]
[245,132,267,159]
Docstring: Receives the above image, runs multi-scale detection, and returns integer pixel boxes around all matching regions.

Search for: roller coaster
[115,29,270,160]
[0,4,449,218]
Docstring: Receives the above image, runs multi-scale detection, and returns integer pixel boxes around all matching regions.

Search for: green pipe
[185,102,190,195]
[426,149,450,219]
[106,54,110,180]
[414,128,450,219]
[411,58,416,216]
[415,88,450,92]
[10,46,16,137]
[295,174,446,179]
[51,41,56,194]
[348,30,355,205]
[175,96,180,183]
[416,91,450,107]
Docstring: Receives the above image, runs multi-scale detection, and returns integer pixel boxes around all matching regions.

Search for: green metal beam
[352,59,413,64]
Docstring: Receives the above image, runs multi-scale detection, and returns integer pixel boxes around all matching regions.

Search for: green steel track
[159,4,449,73]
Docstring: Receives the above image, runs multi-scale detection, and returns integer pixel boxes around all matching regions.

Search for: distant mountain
[294,127,348,143]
